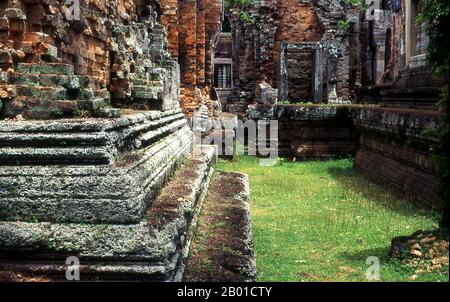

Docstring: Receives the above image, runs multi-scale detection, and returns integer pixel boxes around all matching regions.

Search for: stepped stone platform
[0,109,192,224]
[0,108,221,281]
[0,143,216,281]
[184,171,256,282]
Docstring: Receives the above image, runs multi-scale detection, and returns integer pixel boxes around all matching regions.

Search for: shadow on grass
[327,165,439,220]
[339,247,391,261]
[338,246,415,272]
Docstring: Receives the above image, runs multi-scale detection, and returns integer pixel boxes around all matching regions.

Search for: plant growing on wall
[418,0,449,230]
[338,19,352,31]
[340,0,366,7]
[417,0,449,76]
[225,0,256,24]
[338,0,366,31]
[237,11,256,24]
[225,0,255,10]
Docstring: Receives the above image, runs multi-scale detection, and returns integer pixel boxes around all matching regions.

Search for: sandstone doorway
[278,42,323,104]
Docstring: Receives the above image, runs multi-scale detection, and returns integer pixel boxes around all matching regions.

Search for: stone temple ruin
[226,0,446,207]
[0,0,447,281]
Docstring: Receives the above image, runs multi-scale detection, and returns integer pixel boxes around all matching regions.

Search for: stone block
[0,18,9,31]
[0,50,12,65]
[22,63,75,76]
[5,8,26,21]
[10,73,41,86]
[17,86,67,100]
[39,74,70,87]
[132,85,162,100]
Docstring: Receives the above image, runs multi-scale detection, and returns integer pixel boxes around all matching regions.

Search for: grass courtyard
[215,156,449,282]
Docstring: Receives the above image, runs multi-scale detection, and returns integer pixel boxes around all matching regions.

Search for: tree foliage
[418,0,449,229]
[418,0,450,76]
[225,0,256,24]
[224,0,255,12]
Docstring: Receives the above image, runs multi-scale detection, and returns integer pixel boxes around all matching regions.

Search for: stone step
[0,131,110,149]
[0,122,194,224]
[3,98,77,120]
[184,171,256,282]
[9,73,92,89]
[16,63,74,76]
[138,118,187,148]
[0,146,112,166]
[76,98,108,112]
[16,85,67,100]
[2,97,106,120]
[11,73,70,87]
[132,85,163,100]
[67,88,95,101]
[95,108,122,118]
[15,85,95,101]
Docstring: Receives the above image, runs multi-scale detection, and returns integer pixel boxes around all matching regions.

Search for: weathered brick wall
[159,0,179,58]
[178,0,197,88]
[247,104,360,158]
[205,0,222,86]
[196,0,206,86]
[273,0,323,88]
[156,0,223,117]
[0,0,123,89]
[0,0,180,119]
[230,1,278,91]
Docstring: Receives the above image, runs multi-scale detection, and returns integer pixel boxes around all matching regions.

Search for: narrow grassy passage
[215,156,448,282]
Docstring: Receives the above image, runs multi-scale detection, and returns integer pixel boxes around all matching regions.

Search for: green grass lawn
[215,156,449,282]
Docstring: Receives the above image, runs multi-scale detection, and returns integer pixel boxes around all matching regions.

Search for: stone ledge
[0,126,193,224]
[0,110,194,224]
[184,171,256,282]
[0,109,183,132]
[247,104,354,121]
[351,106,442,143]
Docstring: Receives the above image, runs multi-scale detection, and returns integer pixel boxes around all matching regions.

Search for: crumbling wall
[156,0,223,118]
[353,107,442,207]
[273,0,323,92]
[247,103,443,207]
[0,0,179,119]
[358,0,447,109]
[247,104,360,158]
[230,1,279,96]
[228,0,362,113]
[159,0,179,58]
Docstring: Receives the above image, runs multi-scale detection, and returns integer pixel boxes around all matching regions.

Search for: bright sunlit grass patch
[215,156,448,282]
